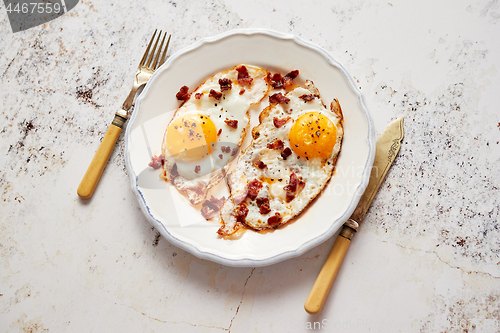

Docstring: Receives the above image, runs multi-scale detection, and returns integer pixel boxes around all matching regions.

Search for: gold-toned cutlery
[77,30,171,199]
[305,117,405,314]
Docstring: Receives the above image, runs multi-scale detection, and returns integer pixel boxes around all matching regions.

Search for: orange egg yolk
[166,115,217,160]
[289,112,337,160]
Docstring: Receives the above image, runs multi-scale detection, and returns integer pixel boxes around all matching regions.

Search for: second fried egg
[218,80,343,236]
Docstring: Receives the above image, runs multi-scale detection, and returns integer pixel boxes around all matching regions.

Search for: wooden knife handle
[304,235,351,314]
[304,220,358,314]
[77,112,127,199]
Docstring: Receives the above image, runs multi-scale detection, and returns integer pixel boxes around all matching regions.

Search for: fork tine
[140,29,157,66]
[145,30,162,68]
[151,32,166,70]
[157,34,171,68]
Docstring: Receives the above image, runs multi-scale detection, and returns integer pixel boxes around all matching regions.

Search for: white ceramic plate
[125,29,374,267]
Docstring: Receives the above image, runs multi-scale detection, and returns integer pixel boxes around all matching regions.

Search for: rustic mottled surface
[1,0,499,332]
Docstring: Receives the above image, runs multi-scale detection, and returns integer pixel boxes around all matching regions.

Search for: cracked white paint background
[1,0,500,332]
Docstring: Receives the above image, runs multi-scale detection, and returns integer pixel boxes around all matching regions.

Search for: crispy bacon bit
[148,154,165,169]
[194,165,201,174]
[256,197,267,206]
[204,195,225,210]
[284,70,299,80]
[239,77,253,85]
[176,86,190,101]
[234,203,249,223]
[221,146,231,154]
[256,197,271,215]
[284,173,302,193]
[299,94,316,102]
[260,204,271,215]
[267,72,284,89]
[284,172,305,202]
[281,147,292,160]
[253,160,267,169]
[267,139,284,150]
[267,213,282,226]
[239,88,245,95]
[170,164,179,178]
[209,89,222,100]
[246,179,263,200]
[231,147,239,156]
[218,154,223,159]
[201,206,213,220]
[236,65,253,85]
[219,78,232,91]
[224,119,238,129]
[269,92,290,104]
[273,116,291,128]
[201,196,226,220]
[195,92,203,99]
[283,70,299,88]
[266,70,299,89]
[217,128,222,136]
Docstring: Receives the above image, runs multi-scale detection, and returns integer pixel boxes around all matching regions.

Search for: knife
[304,117,404,314]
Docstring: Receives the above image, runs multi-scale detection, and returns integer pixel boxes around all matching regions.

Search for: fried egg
[217,80,343,236]
[161,64,270,205]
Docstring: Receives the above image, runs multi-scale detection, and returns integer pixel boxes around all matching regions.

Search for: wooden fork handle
[304,224,356,314]
[77,112,127,199]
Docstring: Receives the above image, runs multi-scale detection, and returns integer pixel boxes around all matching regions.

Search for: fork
[77,30,171,199]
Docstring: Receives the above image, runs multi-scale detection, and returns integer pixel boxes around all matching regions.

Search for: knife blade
[304,117,404,314]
